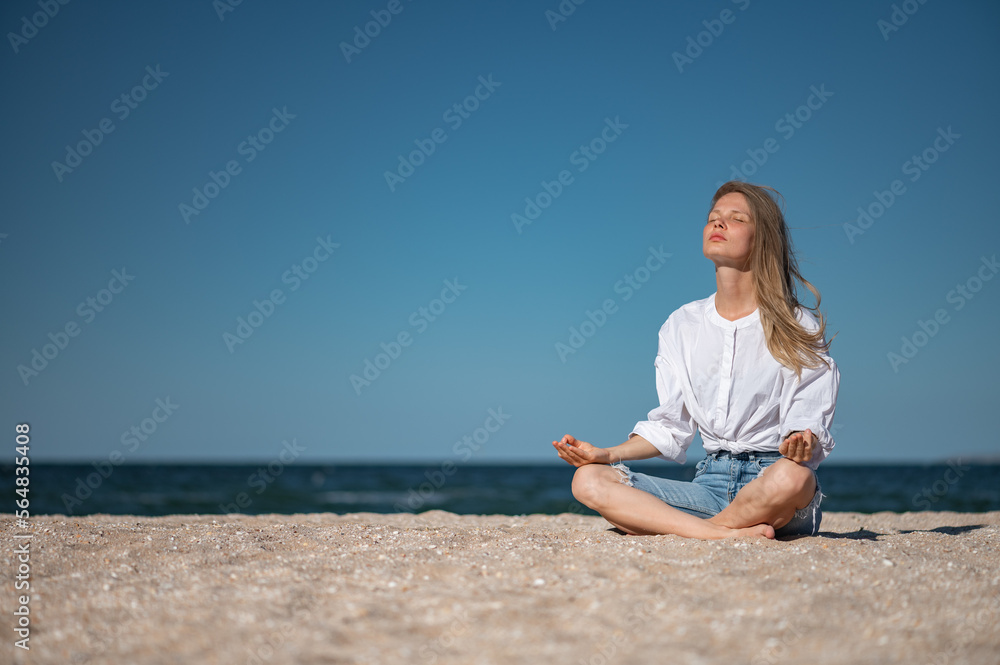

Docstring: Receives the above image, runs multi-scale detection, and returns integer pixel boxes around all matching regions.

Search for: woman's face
[703,192,755,268]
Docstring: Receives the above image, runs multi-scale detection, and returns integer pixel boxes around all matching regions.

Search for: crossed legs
[709,459,816,531]
[571,459,816,539]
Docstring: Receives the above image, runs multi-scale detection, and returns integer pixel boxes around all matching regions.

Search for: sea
[4,462,999,518]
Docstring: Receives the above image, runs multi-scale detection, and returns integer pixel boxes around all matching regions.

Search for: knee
[763,460,815,501]
[571,464,612,508]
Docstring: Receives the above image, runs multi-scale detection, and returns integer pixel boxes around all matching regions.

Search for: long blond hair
[711,181,835,377]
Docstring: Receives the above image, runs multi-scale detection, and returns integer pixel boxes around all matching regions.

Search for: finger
[558,446,584,466]
[784,440,803,462]
[780,434,800,453]
[796,441,809,462]
[556,438,577,452]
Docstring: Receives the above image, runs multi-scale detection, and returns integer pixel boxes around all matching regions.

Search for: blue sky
[2,0,999,464]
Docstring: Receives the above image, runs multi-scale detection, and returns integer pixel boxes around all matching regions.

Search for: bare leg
[572,465,774,539]
[708,459,816,530]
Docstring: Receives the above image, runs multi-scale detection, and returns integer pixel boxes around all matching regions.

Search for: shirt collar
[706,292,760,330]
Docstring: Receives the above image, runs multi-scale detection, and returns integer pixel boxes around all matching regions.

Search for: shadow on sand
[811,523,988,541]
[604,524,988,541]
[897,524,986,536]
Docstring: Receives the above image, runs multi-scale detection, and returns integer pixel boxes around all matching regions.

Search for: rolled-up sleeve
[631,348,698,464]
[780,355,840,470]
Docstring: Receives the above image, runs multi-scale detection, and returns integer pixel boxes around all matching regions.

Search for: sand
[3,511,999,665]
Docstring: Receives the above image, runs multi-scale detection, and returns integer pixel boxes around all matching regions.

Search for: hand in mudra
[552,434,612,467]
[779,429,817,464]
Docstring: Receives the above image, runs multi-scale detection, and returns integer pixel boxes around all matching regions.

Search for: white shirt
[630,293,840,470]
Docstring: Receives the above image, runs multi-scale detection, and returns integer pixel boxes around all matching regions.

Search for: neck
[714,265,756,321]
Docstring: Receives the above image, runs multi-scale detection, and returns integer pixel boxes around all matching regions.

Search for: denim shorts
[612,450,823,537]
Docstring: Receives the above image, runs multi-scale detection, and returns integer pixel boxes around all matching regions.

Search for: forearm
[605,435,662,463]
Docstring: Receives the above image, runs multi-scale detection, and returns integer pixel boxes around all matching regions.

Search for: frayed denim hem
[791,489,824,536]
[756,464,824,537]
[611,462,634,487]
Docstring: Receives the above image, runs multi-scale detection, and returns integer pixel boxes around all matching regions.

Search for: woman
[553,181,839,539]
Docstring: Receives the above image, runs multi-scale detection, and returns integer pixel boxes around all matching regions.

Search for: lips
[709,234,725,241]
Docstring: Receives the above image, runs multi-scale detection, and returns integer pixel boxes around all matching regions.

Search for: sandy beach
[3,510,999,665]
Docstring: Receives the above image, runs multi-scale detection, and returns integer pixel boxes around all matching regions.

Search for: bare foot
[707,514,738,528]
[724,524,775,539]
[694,521,775,540]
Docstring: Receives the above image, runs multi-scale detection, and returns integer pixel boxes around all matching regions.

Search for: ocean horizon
[6,462,998,518]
